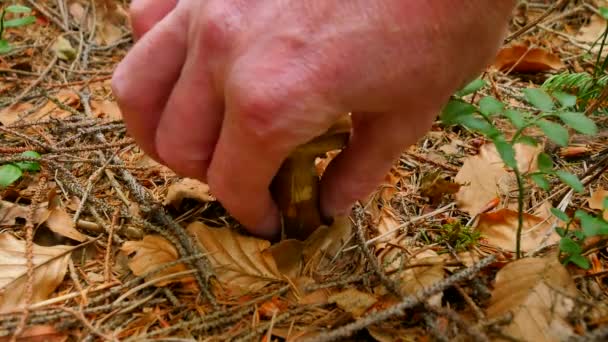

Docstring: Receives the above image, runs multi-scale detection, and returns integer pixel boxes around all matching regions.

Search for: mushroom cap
[291,115,352,158]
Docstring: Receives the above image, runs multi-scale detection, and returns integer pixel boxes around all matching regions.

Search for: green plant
[542,7,608,112]
[0,4,36,54]
[0,150,41,188]
[434,221,482,252]
[550,206,608,269]
[441,79,598,259]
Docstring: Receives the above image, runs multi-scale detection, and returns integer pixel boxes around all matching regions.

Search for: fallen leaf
[329,288,378,317]
[455,143,542,216]
[487,257,577,341]
[90,100,122,120]
[24,90,79,123]
[302,216,352,269]
[0,233,72,312]
[0,325,66,342]
[266,239,304,279]
[187,222,283,294]
[258,297,289,318]
[493,45,565,73]
[476,208,560,252]
[121,235,190,286]
[386,250,444,307]
[588,188,608,220]
[577,15,606,44]
[419,171,461,205]
[0,102,33,126]
[45,207,87,242]
[163,178,215,208]
[0,200,49,226]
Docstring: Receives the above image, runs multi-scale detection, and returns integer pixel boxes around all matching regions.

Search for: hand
[112,0,515,239]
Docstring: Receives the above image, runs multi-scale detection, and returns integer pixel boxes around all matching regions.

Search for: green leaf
[537,153,554,173]
[0,164,23,188]
[555,227,566,237]
[530,173,550,190]
[479,96,504,117]
[15,151,41,172]
[600,7,608,20]
[556,170,584,193]
[455,79,486,97]
[574,231,585,240]
[516,135,538,147]
[4,5,32,14]
[551,207,570,222]
[552,91,577,108]
[0,40,11,54]
[575,210,608,236]
[559,237,582,255]
[536,120,569,146]
[502,109,527,129]
[564,254,591,270]
[441,100,476,125]
[604,197,608,211]
[523,88,555,111]
[492,137,517,169]
[565,254,590,269]
[457,115,500,138]
[3,16,36,28]
[556,111,598,135]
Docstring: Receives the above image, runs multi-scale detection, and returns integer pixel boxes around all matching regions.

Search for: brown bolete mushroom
[271,115,352,240]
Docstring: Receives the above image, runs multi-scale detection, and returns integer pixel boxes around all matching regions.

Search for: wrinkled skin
[112,0,515,239]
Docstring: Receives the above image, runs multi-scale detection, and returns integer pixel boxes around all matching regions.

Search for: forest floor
[0,1,607,341]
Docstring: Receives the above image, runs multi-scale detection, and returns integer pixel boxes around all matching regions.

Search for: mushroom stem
[271,116,351,240]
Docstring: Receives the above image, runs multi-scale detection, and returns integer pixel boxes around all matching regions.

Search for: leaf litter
[0,1,606,341]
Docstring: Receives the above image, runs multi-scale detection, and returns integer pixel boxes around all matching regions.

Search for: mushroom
[271,115,352,240]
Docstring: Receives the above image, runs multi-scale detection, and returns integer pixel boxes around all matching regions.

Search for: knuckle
[235,90,285,142]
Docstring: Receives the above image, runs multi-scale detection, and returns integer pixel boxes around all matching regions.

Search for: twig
[10,175,47,341]
[504,0,569,43]
[10,56,58,107]
[104,208,120,283]
[301,255,496,342]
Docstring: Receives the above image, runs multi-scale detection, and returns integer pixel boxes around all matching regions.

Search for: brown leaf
[476,208,560,252]
[577,15,606,44]
[302,216,352,268]
[187,222,283,294]
[588,188,608,220]
[0,102,33,126]
[45,207,87,242]
[455,143,541,216]
[163,178,215,208]
[266,239,304,279]
[493,45,565,73]
[419,171,461,205]
[0,200,49,226]
[329,288,378,317]
[121,235,190,286]
[90,100,122,120]
[487,257,577,341]
[0,234,72,312]
[0,325,66,342]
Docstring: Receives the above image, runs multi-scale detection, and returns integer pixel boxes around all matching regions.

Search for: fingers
[111,6,188,160]
[155,45,223,180]
[207,57,338,239]
[129,0,178,40]
[320,111,435,218]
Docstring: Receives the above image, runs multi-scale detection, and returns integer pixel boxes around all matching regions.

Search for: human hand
[112,0,515,239]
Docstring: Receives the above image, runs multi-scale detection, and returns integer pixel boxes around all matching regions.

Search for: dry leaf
[577,15,606,44]
[0,200,49,226]
[163,178,215,208]
[455,143,541,216]
[0,325,66,342]
[187,222,283,294]
[487,257,577,341]
[387,250,444,307]
[90,100,122,120]
[121,235,189,286]
[419,171,461,205]
[588,188,608,220]
[0,233,72,312]
[302,216,352,268]
[52,36,76,61]
[476,209,560,252]
[493,45,565,72]
[0,102,33,126]
[45,207,87,242]
[267,239,304,279]
[329,288,378,317]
